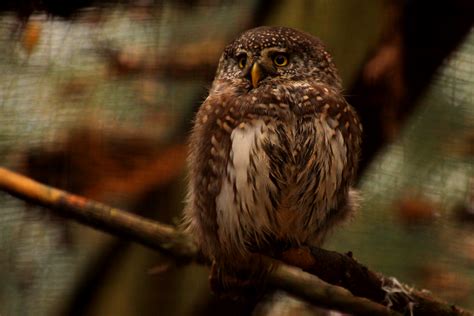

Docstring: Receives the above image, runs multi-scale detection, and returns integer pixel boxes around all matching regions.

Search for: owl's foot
[209,258,269,301]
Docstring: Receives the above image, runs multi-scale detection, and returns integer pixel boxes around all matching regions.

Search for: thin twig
[0,167,471,316]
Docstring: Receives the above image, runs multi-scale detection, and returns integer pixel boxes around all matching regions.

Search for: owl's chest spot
[215,120,276,251]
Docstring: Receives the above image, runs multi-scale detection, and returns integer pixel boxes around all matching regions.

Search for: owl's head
[214,26,341,91]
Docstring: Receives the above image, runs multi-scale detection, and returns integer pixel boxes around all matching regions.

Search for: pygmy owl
[184,26,362,270]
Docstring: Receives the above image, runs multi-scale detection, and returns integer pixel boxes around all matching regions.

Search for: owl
[184,26,362,272]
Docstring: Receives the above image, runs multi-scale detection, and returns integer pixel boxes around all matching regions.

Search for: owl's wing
[184,94,234,259]
[263,87,362,245]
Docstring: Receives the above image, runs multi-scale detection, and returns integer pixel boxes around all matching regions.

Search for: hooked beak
[250,62,263,88]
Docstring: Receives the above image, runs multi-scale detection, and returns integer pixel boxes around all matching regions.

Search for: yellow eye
[273,54,288,67]
[238,56,247,69]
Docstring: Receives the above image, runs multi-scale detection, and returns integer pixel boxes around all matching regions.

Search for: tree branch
[0,167,197,262]
[0,167,471,316]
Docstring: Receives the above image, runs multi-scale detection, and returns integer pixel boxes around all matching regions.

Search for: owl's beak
[250,62,263,88]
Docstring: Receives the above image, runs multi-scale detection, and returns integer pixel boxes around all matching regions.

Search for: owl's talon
[279,246,317,270]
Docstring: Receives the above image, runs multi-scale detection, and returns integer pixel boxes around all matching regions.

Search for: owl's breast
[186,80,361,259]
[215,118,280,256]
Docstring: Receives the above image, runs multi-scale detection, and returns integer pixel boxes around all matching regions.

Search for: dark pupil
[239,57,246,67]
[275,55,285,64]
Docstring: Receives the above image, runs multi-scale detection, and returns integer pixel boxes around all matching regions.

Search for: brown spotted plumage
[184,26,362,270]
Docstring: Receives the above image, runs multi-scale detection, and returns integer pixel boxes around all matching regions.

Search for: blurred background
[0,0,472,315]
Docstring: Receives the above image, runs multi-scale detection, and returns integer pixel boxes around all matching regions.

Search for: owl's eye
[273,54,288,67]
[237,56,247,69]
